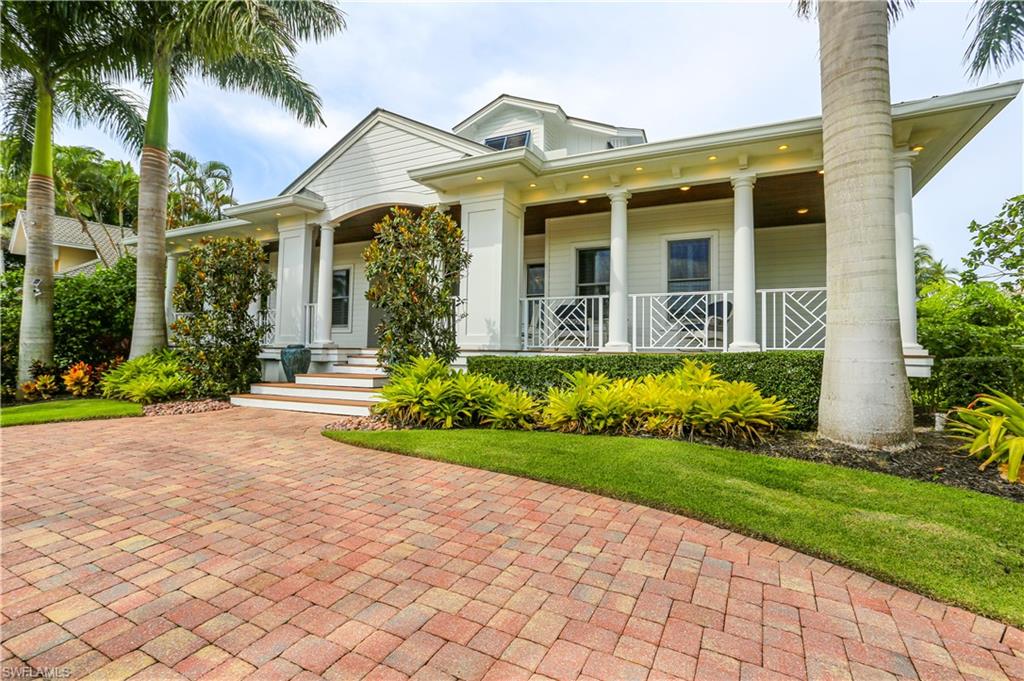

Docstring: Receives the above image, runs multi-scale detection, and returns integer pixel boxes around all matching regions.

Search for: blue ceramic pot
[280,344,311,383]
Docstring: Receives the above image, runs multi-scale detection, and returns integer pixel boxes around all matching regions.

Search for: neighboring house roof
[280,108,493,196]
[9,211,130,267]
[453,94,647,141]
[56,258,103,278]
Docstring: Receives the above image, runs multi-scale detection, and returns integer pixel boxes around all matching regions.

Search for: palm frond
[965,0,1024,78]
[265,0,346,41]
[795,0,913,23]
[199,51,323,127]
[56,78,146,152]
[0,73,37,174]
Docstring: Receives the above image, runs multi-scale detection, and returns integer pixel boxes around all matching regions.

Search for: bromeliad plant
[948,391,1024,484]
[99,349,192,404]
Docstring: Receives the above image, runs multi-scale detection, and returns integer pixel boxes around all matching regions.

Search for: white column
[313,223,335,345]
[894,153,924,354]
[164,252,178,328]
[459,189,524,350]
[601,189,631,352]
[729,174,759,352]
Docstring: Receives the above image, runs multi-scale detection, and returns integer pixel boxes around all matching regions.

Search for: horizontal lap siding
[467,108,544,149]
[544,200,735,297]
[304,122,462,208]
[754,224,827,289]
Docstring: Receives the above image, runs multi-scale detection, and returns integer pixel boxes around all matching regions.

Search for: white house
[9,211,130,277]
[145,82,1021,395]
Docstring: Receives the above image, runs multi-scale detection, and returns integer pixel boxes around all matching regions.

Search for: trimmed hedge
[915,356,1022,411]
[466,351,823,430]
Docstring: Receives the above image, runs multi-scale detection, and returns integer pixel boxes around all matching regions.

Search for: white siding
[303,122,463,211]
[755,224,826,289]
[463,107,544,150]
[309,240,371,348]
[544,200,735,297]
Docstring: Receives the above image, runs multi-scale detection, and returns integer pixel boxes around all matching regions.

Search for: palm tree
[126,0,345,358]
[54,145,121,265]
[1,2,143,384]
[102,159,140,236]
[914,243,958,294]
[798,0,1024,449]
[168,150,236,225]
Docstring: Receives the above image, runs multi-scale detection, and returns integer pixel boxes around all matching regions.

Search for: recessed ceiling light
[577,199,588,204]
[680,186,691,191]
[275,212,282,216]
[582,174,590,180]
[256,227,262,231]
[911,145,925,152]
[778,144,789,151]
[475,176,484,181]
[634,166,643,172]
[528,182,537,188]
[817,169,825,175]
[797,208,809,215]
[707,155,717,161]
[187,238,193,242]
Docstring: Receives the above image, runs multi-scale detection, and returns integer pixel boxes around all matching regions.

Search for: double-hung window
[332,268,351,327]
[576,248,610,297]
[666,238,711,292]
[526,263,545,298]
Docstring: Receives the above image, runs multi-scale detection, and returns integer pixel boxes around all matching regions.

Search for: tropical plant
[364,206,472,371]
[54,145,126,265]
[917,281,1024,360]
[1,1,145,385]
[171,237,275,398]
[167,149,236,229]
[961,194,1024,293]
[125,0,345,358]
[482,388,537,430]
[795,0,1024,449]
[100,349,191,404]
[19,373,58,401]
[915,243,958,294]
[61,360,95,396]
[948,391,1024,484]
[1,257,136,391]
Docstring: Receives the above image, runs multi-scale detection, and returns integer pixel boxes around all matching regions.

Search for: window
[667,238,711,292]
[576,248,609,296]
[526,263,545,297]
[332,268,351,327]
[484,130,531,151]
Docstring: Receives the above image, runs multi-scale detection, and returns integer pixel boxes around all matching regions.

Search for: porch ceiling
[523,171,824,234]
[325,204,463,245]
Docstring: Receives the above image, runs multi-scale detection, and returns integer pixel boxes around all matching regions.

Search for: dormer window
[484,131,531,151]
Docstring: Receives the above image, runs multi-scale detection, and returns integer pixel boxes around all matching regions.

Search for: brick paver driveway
[2,409,1022,681]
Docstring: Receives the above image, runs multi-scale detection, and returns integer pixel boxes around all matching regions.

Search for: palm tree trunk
[17,86,56,385]
[816,0,914,449]
[129,53,171,358]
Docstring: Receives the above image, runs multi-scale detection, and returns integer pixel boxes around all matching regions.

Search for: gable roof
[10,211,129,266]
[453,94,647,141]
[280,108,492,196]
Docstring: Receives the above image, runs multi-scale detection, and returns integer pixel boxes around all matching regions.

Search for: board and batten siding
[302,122,464,215]
[544,200,735,298]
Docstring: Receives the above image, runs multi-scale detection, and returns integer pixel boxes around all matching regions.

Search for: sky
[66,1,1023,269]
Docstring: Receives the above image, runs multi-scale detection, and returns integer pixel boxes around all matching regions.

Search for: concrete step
[345,354,380,366]
[230,393,374,416]
[330,364,387,376]
[296,373,387,388]
[250,383,383,402]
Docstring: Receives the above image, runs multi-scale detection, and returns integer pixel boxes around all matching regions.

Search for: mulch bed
[323,415,392,432]
[143,399,233,417]
[730,429,1023,502]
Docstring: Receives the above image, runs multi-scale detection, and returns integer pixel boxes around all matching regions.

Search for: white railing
[258,308,276,346]
[302,303,316,346]
[522,296,607,350]
[758,287,827,350]
[631,291,731,351]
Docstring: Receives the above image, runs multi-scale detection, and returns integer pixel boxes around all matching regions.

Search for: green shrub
[1,258,136,389]
[914,356,1021,412]
[467,351,822,429]
[917,281,1024,361]
[172,237,274,398]
[948,391,1024,483]
[378,357,791,442]
[100,350,192,404]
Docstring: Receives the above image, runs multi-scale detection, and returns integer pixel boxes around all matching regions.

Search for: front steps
[231,351,385,416]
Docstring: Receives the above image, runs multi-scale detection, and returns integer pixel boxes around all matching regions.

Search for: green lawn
[1,398,142,427]
[326,428,1024,626]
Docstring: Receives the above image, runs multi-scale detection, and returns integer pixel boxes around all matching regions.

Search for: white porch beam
[313,224,336,345]
[730,174,760,352]
[602,189,631,352]
[894,152,925,355]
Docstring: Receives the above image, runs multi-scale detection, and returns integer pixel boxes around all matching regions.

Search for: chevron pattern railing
[758,287,827,350]
[631,291,731,351]
[521,296,607,350]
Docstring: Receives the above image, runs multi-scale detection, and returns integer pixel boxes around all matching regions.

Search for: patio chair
[666,297,732,348]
